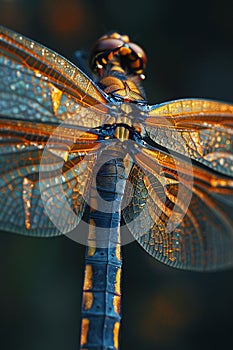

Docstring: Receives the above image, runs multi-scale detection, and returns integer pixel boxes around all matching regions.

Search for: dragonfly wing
[0,26,108,110]
[123,146,233,271]
[0,119,100,236]
[0,26,109,236]
[146,99,233,176]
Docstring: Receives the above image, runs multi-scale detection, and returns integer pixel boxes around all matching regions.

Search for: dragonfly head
[89,32,147,102]
[89,32,147,80]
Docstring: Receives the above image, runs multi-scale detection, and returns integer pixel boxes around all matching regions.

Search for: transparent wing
[0,26,110,236]
[123,145,233,271]
[0,123,100,236]
[0,26,108,111]
[146,99,233,176]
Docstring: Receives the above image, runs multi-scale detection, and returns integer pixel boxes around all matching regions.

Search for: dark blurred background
[0,0,233,349]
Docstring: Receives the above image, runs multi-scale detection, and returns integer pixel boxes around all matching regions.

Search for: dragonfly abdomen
[80,158,126,349]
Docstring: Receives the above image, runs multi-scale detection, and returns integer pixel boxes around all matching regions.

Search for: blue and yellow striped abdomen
[80,157,126,349]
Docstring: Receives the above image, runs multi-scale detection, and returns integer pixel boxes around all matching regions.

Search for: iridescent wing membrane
[123,99,233,270]
[1,26,233,271]
[0,26,110,236]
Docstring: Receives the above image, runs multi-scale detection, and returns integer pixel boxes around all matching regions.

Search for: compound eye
[90,37,123,69]
[94,38,123,54]
[128,42,147,68]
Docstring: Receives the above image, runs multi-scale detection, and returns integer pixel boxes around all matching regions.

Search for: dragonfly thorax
[100,75,145,102]
[98,103,146,142]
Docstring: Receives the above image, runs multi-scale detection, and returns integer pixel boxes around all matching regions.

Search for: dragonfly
[0,26,233,350]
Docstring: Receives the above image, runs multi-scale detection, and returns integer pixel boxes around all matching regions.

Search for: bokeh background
[0,0,233,349]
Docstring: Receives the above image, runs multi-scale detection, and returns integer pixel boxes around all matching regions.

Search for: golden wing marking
[0,26,108,110]
[123,142,233,270]
[146,99,233,176]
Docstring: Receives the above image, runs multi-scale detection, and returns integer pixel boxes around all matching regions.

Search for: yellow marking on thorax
[120,103,132,114]
[114,106,132,141]
[83,292,94,310]
[113,321,120,349]
[83,265,93,290]
[80,318,90,346]
[115,114,131,126]
[114,126,129,141]
[49,83,63,115]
